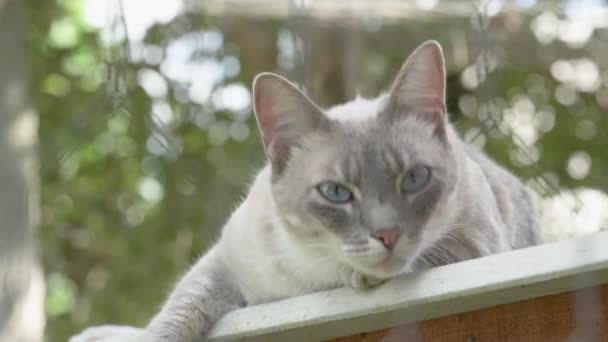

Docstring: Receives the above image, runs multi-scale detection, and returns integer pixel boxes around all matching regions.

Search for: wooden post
[334,284,608,342]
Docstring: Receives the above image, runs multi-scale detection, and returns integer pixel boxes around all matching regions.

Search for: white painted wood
[193,0,567,20]
[208,231,608,341]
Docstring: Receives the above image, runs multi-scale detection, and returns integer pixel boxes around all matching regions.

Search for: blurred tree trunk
[0,1,44,341]
[302,20,362,107]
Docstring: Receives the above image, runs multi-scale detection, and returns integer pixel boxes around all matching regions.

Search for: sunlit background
[21,0,608,340]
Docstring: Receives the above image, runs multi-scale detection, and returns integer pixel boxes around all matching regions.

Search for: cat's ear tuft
[386,41,447,135]
[252,73,327,174]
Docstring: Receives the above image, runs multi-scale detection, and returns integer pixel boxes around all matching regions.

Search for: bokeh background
[2,0,608,341]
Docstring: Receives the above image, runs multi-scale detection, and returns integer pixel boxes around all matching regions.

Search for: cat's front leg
[338,266,386,290]
[146,246,245,342]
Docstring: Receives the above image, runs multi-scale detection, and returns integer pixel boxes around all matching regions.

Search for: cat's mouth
[341,244,410,278]
[370,253,410,276]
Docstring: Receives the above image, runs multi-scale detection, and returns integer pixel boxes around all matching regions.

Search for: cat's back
[463,143,541,249]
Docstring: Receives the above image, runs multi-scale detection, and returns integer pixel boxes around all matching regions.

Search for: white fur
[325,95,387,122]
[220,166,345,304]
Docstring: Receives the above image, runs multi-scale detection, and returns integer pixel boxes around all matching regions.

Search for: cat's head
[252,41,459,279]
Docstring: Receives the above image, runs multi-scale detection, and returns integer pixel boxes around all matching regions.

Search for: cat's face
[273,114,457,278]
[253,41,457,278]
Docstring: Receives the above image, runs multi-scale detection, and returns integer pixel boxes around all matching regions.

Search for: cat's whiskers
[343,249,382,259]
[421,244,453,265]
[441,224,467,235]
[410,223,471,269]
[341,244,370,254]
[406,223,464,245]
[418,252,442,268]
[295,243,340,249]
[416,255,431,269]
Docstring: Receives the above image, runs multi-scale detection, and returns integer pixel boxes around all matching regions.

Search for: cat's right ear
[385,41,447,140]
[252,73,327,174]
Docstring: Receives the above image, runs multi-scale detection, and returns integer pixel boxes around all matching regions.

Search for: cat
[70,40,541,342]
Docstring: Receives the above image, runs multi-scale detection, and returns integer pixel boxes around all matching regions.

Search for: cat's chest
[223,194,344,304]
[242,247,343,305]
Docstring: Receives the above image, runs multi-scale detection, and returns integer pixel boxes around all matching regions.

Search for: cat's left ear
[385,40,447,137]
[252,73,328,174]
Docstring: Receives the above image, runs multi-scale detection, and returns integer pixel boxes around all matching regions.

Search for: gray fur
[72,41,540,342]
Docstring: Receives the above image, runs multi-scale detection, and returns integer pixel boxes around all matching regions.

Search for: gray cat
[71,40,540,342]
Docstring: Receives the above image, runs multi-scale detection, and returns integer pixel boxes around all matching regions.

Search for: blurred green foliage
[28,1,608,341]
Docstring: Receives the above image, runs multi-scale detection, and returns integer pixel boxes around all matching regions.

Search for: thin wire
[471,0,583,210]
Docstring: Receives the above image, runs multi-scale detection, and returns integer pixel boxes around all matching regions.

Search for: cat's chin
[348,255,411,280]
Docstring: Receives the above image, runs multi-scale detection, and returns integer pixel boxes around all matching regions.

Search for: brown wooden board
[332,284,608,342]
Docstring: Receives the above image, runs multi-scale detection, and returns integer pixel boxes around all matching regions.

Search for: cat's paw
[69,325,149,342]
[340,268,386,290]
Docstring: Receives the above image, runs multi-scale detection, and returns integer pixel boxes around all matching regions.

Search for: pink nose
[372,228,400,250]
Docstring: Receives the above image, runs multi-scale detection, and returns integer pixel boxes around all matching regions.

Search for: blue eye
[317,182,353,203]
[400,165,431,193]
